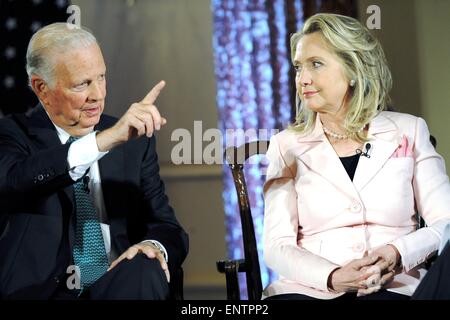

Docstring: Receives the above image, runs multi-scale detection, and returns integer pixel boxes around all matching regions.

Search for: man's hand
[96,80,167,152]
[107,242,170,283]
[328,255,382,293]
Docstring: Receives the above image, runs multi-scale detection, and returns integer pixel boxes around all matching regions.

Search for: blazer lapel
[95,118,128,253]
[94,118,126,205]
[26,105,77,248]
[27,104,62,150]
[97,148,125,213]
[95,119,125,218]
[295,116,360,199]
[26,105,76,206]
[353,113,401,192]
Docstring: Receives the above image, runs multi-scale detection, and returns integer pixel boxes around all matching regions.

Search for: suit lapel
[26,108,128,250]
[353,113,401,192]
[95,119,127,253]
[25,105,77,248]
[26,105,76,207]
[95,119,125,219]
[27,105,62,150]
[295,112,402,198]
[295,116,360,199]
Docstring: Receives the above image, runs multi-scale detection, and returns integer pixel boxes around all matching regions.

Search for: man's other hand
[107,241,170,283]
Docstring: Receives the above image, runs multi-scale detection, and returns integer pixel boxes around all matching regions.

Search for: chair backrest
[224,140,270,300]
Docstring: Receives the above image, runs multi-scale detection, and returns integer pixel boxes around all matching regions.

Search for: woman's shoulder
[270,128,302,147]
[379,110,421,123]
[376,111,435,144]
[272,128,299,139]
[268,128,310,162]
[377,110,425,130]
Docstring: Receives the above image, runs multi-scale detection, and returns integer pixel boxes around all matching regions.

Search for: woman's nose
[298,69,312,87]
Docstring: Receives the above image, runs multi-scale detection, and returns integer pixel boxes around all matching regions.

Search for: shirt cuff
[67,131,108,181]
[141,240,169,262]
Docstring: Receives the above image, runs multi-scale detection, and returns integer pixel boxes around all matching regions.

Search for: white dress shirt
[53,125,168,263]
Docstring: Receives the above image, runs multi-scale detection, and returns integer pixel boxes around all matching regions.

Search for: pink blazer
[263,111,450,299]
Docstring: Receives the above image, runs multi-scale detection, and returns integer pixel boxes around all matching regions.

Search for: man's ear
[30,75,50,105]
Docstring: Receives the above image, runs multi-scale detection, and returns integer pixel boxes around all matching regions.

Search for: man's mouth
[82,105,100,116]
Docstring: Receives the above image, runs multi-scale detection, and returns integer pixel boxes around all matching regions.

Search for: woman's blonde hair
[289,13,392,141]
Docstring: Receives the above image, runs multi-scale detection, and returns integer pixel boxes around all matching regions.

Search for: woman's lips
[303,91,318,98]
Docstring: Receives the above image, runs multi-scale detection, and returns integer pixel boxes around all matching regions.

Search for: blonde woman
[263,13,450,300]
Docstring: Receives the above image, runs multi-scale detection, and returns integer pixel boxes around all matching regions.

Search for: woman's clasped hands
[328,245,401,296]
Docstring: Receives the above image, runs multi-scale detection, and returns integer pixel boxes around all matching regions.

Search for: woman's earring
[350,79,356,87]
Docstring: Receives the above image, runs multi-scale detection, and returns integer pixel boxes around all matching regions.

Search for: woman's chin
[304,103,322,112]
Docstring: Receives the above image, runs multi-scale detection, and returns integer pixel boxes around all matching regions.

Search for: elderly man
[0,23,188,300]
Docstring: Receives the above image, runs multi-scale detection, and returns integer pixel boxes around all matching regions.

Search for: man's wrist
[141,240,168,262]
[96,129,120,152]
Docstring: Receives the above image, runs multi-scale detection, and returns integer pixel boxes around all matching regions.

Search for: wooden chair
[216,140,270,300]
[217,134,437,299]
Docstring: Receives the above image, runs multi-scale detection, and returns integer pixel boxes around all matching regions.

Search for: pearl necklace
[322,124,365,140]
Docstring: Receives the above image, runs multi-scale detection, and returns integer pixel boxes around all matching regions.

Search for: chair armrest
[216,259,247,273]
[216,259,247,300]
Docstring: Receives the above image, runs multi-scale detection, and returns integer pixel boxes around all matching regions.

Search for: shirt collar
[43,108,92,144]
[53,123,71,144]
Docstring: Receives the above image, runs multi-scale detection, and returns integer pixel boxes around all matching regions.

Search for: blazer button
[352,243,365,252]
[350,202,362,213]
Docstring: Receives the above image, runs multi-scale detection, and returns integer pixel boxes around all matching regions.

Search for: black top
[340,153,360,181]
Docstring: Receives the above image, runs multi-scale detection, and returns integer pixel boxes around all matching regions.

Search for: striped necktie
[67,136,109,290]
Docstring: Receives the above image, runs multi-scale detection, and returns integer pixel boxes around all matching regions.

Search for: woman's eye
[98,74,105,81]
[312,61,322,68]
[294,65,301,72]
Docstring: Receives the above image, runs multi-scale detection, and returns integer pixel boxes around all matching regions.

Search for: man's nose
[88,81,105,101]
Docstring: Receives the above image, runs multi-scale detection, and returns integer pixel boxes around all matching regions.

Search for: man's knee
[91,253,169,299]
[115,253,168,286]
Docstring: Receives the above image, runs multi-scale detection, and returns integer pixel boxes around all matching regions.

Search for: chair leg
[224,261,240,300]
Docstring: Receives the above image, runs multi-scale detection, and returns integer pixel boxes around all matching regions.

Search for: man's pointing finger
[141,80,166,104]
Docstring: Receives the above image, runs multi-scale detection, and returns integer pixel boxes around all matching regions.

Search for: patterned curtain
[302,0,357,18]
[211,0,303,298]
[211,0,357,298]
[0,0,70,117]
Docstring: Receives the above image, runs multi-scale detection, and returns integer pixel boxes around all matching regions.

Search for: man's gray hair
[26,23,98,87]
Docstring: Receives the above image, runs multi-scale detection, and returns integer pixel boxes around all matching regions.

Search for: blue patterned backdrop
[211,0,304,298]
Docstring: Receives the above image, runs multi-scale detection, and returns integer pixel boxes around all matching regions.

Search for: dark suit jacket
[0,105,188,299]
